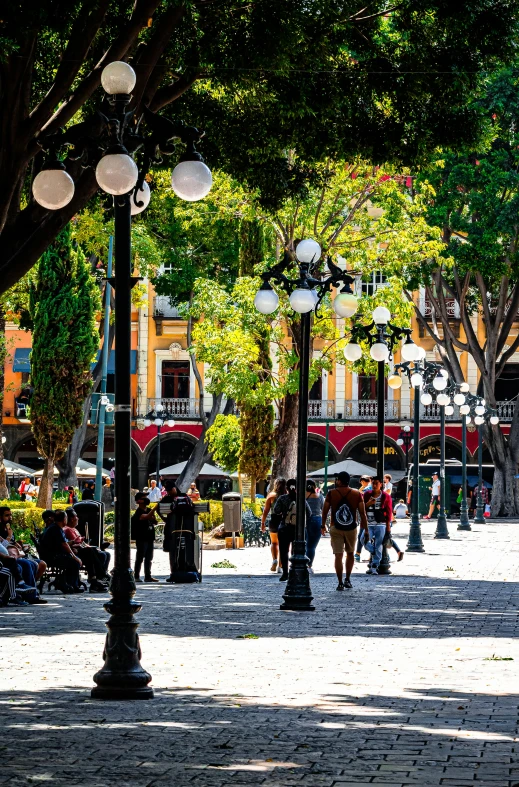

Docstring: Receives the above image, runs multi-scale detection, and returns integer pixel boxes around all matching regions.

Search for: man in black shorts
[322,471,369,590]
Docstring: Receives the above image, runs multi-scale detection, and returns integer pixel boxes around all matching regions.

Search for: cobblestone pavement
[1,518,519,786]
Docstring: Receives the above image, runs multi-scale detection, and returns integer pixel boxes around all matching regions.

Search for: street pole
[92,194,153,699]
[155,422,162,484]
[281,310,314,611]
[95,236,113,503]
[407,381,425,552]
[474,425,485,524]
[458,414,471,531]
[376,360,385,480]
[323,421,329,494]
[434,404,449,539]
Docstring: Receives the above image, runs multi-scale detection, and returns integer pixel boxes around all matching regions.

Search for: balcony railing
[153,296,182,319]
[308,400,335,419]
[496,401,515,422]
[146,398,200,419]
[418,401,515,422]
[421,297,460,319]
[343,400,400,421]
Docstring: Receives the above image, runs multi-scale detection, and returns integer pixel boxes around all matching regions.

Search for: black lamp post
[143,411,175,483]
[391,358,444,551]
[32,60,212,700]
[344,315,421,574]
[396,425,413,469]
[254,241,359,610]
[457,394,499,527]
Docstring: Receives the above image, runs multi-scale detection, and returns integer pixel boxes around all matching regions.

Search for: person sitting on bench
[63,507,110,592]
[39,510,84,594]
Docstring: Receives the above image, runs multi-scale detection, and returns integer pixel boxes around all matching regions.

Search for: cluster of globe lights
[31,61,213,212]
[254,239,359,318]
[143,414,175,429]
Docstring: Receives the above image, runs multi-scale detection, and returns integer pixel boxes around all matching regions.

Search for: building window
[309,376,322,400]
[361,271,387,296]
[161,361,190,399]
[358,374,387,400]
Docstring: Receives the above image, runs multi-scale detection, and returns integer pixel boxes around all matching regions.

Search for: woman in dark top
[305,480,325,573]
[273,478,312,582]
[261,477,286,573]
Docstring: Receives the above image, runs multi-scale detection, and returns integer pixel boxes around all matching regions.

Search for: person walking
[362,477,393,574]
[383,474,393,496]
[147,479,162,503]
[321,471,368,590]
[305,480,324,574]
[101,477,113,510]
[261,477,286,573]
[354,475,373,563]
[131,492,164,583]
[81,482,94,500]
[273,479,311,582]
[423,472,440,519]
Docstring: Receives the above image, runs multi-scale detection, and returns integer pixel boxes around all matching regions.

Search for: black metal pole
[458,414,471,531]
[474,425,485,524]
[376,359,385,480]
[435,404,449,539]
[281,309,314,611]
[407,380,425,552]
[92,194,153,700]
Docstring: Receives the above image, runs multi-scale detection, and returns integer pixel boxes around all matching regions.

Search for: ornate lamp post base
[377,543,392,574]
[280,545,315,611]
[407,516,425,552]
[434,514,450,539]
[92,571,153,700]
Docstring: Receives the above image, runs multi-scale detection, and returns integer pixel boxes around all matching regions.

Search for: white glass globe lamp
[171,159,212,201]
[101,61,136,94]
[289,288,316,313]
[372,305,391,325]
[474,415,485,425]
[388,374,402,390]
[403,425,411,432]
[333,289,358,318]
[475,404,485,416]
[436,393,450,406]
[490,415,499,425]
[445,405,454,416]
[154,417,164,426]
[453,393,466,406]
[432,373,447,391]
[344,343,363,362]
[96,153,139,195]
[439,368,449,378]
[130,181,151,215]
[460,382,470,393]
[410,372,423,388]
[254,284,279,314]
[401,339,420,362]
[295,238,321,263]
[396,438,404,446]
[460,404,470,415]
[466,416,472,424]
[167,419,175,428]
[32,166,75,210]
[416,345,426,361]
[421,392,433,406]
[143,418,151,428]
[370,342,389,362]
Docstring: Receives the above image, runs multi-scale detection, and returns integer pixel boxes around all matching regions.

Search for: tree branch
[149,70,201,112]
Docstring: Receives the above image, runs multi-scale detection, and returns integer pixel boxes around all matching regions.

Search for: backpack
[285,501,297,526]
[171,494,194,513]
[333,489,357,532]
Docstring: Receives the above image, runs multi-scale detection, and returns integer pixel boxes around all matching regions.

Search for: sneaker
[277,565,283,574]
[308,566,314,575]
[398,551,404,562]
[144,577,159,583]
[279,573,288,582]
[270,560,278,573]
[9,597,29,606]
[354,553,361,563]
[89,580,107,593]
[344,579,353,589]
[71,586,85,593]
[366,568,378,575]
[165,576,174,584]
[336,582,345,591]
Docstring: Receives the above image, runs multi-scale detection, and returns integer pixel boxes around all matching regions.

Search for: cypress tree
[30,225,99,508]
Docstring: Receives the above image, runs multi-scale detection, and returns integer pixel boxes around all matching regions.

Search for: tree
[400,68,519,515]
[2,0,518,292]
[30,225,100,508]
[205,414,241,474]
[238,404,275,501]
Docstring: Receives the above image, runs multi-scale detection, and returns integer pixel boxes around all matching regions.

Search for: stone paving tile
[1,520,519,785]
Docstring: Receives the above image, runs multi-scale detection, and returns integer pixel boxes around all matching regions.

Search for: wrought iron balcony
[146,398,200,419]
[308,400,335,419]
[152,296,182,319]
[343,400,400,421]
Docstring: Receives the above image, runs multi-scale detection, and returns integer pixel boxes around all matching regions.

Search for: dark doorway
[307,436,337,472]
[348,437,402,470]
[147,435,194,478]
[419,439,463,463]
[161,361,190,399]
[358,374,387,400]
[309,375,322,400]
[495,364,519,401]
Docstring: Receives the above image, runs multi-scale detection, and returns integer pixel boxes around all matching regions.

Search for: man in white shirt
[424,472,441,519]
[147,480,162,503]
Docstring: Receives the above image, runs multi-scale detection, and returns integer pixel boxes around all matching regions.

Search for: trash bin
[222,492,242,549]
[74,500,104,548]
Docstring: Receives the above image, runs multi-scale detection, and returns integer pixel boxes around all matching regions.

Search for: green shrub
[2,502,68,542]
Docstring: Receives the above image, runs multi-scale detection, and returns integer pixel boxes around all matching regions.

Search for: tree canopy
[2,0,519,292]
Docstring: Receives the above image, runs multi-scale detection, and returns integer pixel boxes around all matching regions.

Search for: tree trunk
[485,423,519,516]
[37,456,55,509]
[56,394,92,489]
[250,475,256,502]
[175,431,212,493]
[271,392,299,483]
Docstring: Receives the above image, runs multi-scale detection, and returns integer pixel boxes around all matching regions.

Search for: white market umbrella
[150,461,229,478]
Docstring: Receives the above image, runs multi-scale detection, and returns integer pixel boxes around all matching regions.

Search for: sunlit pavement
[1,518,518,786]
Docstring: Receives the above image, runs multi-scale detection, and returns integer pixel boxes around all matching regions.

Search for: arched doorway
[342,435,404,471]
[146,432,196,480]
[13,435,44,470]
[417,436,465,464]
[307,435,338,472]
[82,434,115,473]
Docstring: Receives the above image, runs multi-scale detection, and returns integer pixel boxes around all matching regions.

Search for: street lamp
[254,243,359,610]
[396,424,413,468]
[459,395,498,526]
[32,61,212,700]
[143,411,176,483]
